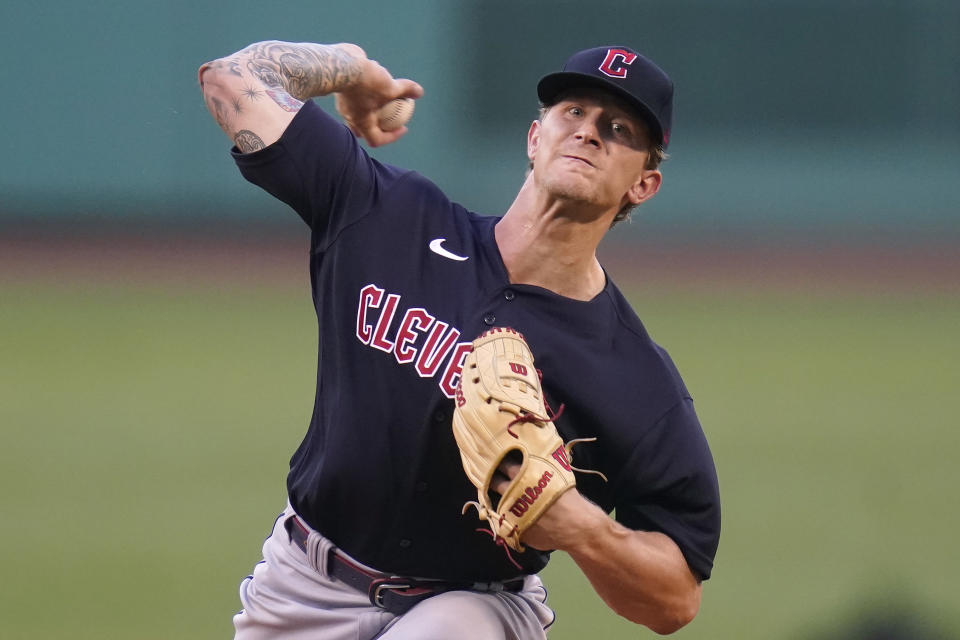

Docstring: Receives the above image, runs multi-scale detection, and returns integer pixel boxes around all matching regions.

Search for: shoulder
[598,279,691,399]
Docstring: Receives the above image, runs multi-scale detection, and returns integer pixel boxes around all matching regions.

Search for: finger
[394,78,424,100]
[489,457,522,492]
[499,459,522,478]
[365,125,408,148]
[499,450,523,476]
[491,470,511,496]
[491,454,522,495]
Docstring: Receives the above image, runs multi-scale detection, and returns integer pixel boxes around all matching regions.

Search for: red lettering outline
[356,284,385,345]
[394,308,434,364]
[370,293,401,353]
[415,322,460,377]
[439,343,474,398]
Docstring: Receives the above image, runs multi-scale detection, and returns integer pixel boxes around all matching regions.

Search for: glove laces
[506,402,565,438]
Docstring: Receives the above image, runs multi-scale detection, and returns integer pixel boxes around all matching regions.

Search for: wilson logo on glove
[551,446,573,472]
[508,362,528,376]
[452,327,607,565]
[508,471,554,517]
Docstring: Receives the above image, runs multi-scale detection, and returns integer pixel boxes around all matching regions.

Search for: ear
[527,119,541,164]
[626,169,662,205]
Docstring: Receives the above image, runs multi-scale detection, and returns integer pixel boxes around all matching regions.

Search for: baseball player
[199,41,720,639]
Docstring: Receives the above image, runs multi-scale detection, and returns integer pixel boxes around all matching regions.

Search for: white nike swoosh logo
[429,238,469,262]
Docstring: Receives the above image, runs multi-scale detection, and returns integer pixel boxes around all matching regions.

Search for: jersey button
[415,481,428,492]
[483,314,496,325]
[399,539,412,549]
[503,289,516,301]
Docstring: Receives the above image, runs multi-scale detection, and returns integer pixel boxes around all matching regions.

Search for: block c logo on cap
[598,48,637,79]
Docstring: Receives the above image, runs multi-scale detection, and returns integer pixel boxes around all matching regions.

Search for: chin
[541,176,598,206]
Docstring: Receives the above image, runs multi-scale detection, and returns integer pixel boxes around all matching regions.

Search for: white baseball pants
[232,503,555,639]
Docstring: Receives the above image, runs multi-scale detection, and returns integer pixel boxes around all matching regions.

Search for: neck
[495,176,614,301]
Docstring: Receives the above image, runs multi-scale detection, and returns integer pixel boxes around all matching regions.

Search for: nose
[573,118,602,148]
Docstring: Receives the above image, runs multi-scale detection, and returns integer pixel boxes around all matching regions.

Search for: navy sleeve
[614,399,721,580]
[231,100,409,249]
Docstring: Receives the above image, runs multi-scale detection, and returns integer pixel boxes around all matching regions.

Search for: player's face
[527,90,661,217]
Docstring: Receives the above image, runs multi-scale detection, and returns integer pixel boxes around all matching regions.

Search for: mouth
[562,154,595,168]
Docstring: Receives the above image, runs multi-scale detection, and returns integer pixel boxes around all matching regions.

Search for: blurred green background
[2,0,958,638]
[2,0,958,240]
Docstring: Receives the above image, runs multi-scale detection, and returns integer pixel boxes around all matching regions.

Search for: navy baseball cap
[537,46,674,148]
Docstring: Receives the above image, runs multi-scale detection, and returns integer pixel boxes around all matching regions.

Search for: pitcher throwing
[199,40,720,639]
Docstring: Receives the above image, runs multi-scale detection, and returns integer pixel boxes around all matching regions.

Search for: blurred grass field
[2,256,958,639]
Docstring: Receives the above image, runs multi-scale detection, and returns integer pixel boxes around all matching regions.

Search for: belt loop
[283,514,298,544]
[306,529,334,579]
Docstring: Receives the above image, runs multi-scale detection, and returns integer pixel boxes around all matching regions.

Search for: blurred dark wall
[1,0,957,242]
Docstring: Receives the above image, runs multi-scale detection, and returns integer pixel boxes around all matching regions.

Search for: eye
[612,122,630,136]
[567,106,583,117]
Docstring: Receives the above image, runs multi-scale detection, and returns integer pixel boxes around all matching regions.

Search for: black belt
[285,515,525,615]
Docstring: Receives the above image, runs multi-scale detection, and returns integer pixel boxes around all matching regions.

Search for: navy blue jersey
[233,100,720,582]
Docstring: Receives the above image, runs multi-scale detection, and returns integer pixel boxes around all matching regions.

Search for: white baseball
[377,98,415,131]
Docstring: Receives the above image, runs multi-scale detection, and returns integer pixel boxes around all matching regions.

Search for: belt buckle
[371,580,412,609]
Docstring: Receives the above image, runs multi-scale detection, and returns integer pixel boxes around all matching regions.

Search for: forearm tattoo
[201,41,360,144]
[235,129,266,153]
[265,88,303,112]
[208,94,232,135]
[238,41,362,101]
[241,85,263,101]
[203,58,243,78]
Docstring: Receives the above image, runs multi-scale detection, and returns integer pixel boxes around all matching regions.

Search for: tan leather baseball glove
[453,327,603,555]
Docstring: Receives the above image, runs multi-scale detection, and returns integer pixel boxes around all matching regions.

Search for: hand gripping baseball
[452,328,606,558]
[333,49,422,147]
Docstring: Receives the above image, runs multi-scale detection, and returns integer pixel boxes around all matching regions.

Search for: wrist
[309,43,367,96]
[333,42,366,62]
[332,47,394,100]
[546,490,610,554]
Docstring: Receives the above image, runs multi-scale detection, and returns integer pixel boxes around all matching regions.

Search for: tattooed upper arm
[237,41,362,100]
[234,130,266,153]
[200,59,297,151]
[200,41,362,151]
